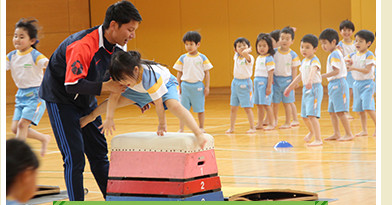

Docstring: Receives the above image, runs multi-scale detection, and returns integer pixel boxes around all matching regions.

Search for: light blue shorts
[253,77,273,105]
[328,78,350,113]
[180,81,205,113]
[301,83,323,118]
[346,71,355,89]
[122,75,179,110]
[13,87,46,126]
[353,79,375,112]
[272,75,295,104]
[230,78,253,108]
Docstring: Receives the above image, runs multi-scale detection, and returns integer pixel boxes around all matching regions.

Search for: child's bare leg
[347,88,354,119]
[279,103,291,129]
[11,120,18,134]
[264,105,275,130]
[226,106,238,133]
[355,111,368,136]
[80,96,135,128]
[165,99,207,148]
[17,119,51,156]
[178,120,185,133]
[308,116,322,146]
[256,104,264,129]
[325,112,341,140]
[290,102,300,126]
[336,112,354,141]
[302,117,313,142]
[272,103,279,126]
[263,106,270,125]
[27,128,51,157]
[366,110,376,136]
[198,112,205,133]
[244,107,255,133]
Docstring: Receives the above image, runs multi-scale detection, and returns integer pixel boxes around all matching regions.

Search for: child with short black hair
[6,139,39,204]
[319,28,354,141]
[346,29,376,137]
[226,37,256,134]
[285,34,323,146]
[338,19,356,119]
[272,26,301,129]
[6,18,50,157]
[253,33,276,130]
[173,31,213,133]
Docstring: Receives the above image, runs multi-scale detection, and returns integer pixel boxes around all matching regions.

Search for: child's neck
[306,54,315,60]
[17,47,33,54]
[188,50,198,56]
[330,45,337,53]
[343,37,353,43]
[358,48,368,54]
[279,46,290,52]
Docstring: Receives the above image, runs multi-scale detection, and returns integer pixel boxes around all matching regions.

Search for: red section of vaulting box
[107,176,221,195]
[109,149,218,179]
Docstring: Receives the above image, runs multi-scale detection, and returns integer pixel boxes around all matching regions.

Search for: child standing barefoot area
[253,33,276,130]
[6,18,50,157]
[226,37,256,134]
[173,31,213,133]
[285,34,324,146]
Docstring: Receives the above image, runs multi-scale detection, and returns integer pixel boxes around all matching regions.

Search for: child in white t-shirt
[226,37,256,134]
[173,31,213,133]
[6,18,50,156]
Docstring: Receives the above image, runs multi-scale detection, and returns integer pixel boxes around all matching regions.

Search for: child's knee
[17,119,31,130]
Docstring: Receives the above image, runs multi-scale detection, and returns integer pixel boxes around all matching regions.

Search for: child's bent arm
[153,98,167,136]
[348,64,374,74]
[321,67,339,78]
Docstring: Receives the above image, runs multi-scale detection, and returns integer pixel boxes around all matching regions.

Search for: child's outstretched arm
[153,97,167,136]
[80,95,137,128]
[98,93,121,135]
[284,74,302,97]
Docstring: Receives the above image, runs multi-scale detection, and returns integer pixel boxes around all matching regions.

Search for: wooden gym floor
[5,88,376,204]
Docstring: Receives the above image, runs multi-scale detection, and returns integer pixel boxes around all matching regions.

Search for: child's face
[13,28,35,52]
[279,33,293,50]
[19,168,38,203]
[184,41,200,55]
[300,41,317,59]
[118,66,140,87]
[319,39,336,53]
[257,39,269,55]
[235,42,249,54]
[340,27,353,40]
[355,36,371,53]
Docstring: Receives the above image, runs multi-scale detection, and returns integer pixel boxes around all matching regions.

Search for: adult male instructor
[39,1,142,201]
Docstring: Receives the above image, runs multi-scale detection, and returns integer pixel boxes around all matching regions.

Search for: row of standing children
[7,18,376,156]
[224,21,376,146]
